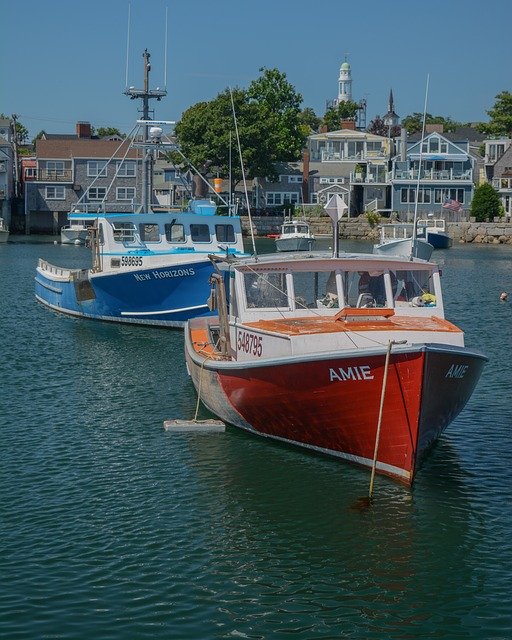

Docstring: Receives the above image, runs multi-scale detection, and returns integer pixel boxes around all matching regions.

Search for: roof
[35,138,140,159]
[309,129,387,142]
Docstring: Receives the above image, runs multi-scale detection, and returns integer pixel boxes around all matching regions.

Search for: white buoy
[163,419,225,433]
[500,292,508,301]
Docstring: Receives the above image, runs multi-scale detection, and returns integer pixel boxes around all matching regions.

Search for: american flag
[442,197,462,212]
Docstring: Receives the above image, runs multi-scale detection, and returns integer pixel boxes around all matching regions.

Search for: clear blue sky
[2,0,511,139]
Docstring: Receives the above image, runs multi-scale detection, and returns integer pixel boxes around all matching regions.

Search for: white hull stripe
[121,303,208,316]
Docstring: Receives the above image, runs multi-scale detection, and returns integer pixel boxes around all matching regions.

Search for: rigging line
[229,87,257,258]
[164,6,168,91]
[411,74,430,259]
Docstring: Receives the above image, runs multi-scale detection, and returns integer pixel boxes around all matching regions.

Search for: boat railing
[38,259,73,278]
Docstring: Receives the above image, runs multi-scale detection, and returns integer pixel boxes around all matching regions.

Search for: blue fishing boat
[35,51,246,328]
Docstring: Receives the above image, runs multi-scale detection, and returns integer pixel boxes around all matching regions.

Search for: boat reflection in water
[184,250,487,485]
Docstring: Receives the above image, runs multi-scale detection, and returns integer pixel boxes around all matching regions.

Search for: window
[266,192,299,205]
[293,271,340,310]
[391,270,436,307]
[88,187,107,201]
[288,176,302,183]
[244,271,289,309]
[46,186,65,199]
[46,161,65,176]
[139,224,160,242]
[116,161,136,177]
[112,222,136,242]
[429,137,439,153]
[215,224,235,243]
[165,223,185,243]
[116,187,136,201]
[190,224,210,242]
[87,161,107,177]
[25,168,36,178]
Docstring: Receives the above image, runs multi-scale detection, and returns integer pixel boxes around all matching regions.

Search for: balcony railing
[37,170,73,182]
[393,169,472,181]
[318,150,386,162]
[493,177,512,190]
[350,171,389,184]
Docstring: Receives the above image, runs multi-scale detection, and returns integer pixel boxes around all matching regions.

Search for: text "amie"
[329,366,374,382]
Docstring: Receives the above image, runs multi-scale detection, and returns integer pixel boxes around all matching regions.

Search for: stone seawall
[241,216,512,244]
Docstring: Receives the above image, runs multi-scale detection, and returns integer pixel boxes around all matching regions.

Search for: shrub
[365,210,381,227]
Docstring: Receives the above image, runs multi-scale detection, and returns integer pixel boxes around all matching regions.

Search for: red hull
[187,345,486,484]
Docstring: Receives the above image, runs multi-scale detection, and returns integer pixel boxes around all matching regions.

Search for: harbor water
[1,237,511,639]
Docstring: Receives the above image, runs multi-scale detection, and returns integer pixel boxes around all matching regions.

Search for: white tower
[336,58,352,104]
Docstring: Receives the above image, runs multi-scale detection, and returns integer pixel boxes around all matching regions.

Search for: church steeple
[383,88,399,127]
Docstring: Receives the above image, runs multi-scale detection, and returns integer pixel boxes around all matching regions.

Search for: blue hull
[35,260,217,328]
[427,231,453,249]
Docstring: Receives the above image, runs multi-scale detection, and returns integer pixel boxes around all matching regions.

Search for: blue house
[391,130,474,219]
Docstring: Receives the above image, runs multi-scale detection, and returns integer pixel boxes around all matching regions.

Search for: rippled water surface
[1,237,511,639]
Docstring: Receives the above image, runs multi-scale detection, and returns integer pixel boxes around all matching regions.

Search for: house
[0,117,14,225]
[489,143,512,219]
[25,122,143,233]
[391,130,475,219]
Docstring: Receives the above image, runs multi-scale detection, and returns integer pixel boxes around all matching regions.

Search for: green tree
[401,112,461,134]
[97,126,123,138]
[174,68,305,191]
[0,113,29,143]
[298,107,321,133]
[477,91,512,137]
[471,182,502,222]
[322,101,360,131]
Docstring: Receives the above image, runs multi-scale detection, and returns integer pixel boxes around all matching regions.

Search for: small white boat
[373,223,434,261]
[275,218,315,252]
[184,251,487,485]
[60,222,89,245]
[0,217,9,243]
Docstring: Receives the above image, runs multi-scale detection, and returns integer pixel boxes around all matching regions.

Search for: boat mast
[410,74,429,260]
[124,49,167,212]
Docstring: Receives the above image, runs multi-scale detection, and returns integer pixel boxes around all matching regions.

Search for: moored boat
[185,251,487,485]
[416,217,453,249]
[373,222,434,260]
[60,222,90,245]
[35,50,247,328]
[275,218,315,252]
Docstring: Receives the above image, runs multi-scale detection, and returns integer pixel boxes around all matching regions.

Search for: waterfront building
[487,140,512,219]
[25,122,143,234]
[390,129,475,219]
[0,118,15,226]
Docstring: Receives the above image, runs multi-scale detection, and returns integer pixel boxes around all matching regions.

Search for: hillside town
[1,59,511,236]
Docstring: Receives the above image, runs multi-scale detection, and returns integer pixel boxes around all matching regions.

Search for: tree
[0,113,29,143]
[322,101,360,131]
[298,107,321,133]
[367,115,401,137]
[97,126,123,138]
[174,68,306,191]
[401,112,461,134]
[471,182,502,222]
[477,91,512,137]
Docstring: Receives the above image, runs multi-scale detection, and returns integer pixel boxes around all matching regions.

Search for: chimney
[319,124,328,133]
[426,123,444,134]
[400,127,407,162]
[76,121,92,139]
[340,119,356,130]
[302,150,310,204]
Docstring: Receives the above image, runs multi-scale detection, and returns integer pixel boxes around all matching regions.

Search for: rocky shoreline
[241,216,512,245]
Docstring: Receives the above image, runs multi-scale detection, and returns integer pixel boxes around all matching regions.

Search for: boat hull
[275,237,315,252]
[426,230,453,249]
[185,333,486,484]
[35,259,217,327]
[373,238,434,261]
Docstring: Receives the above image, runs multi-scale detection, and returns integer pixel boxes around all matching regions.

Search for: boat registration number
[121,256,143,267]
[237,330,263,357]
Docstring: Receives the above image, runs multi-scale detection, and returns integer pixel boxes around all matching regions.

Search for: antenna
[410,74,430,260]
[125,3,131,88]
[230,88,257,258]
[164,6,168,91]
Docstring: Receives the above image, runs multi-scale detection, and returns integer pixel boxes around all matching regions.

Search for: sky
[1,0,511,140]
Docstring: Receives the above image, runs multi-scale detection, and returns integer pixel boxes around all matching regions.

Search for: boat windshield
[294,271,340,309]
[244,272,289,309]
[391,269,437,307]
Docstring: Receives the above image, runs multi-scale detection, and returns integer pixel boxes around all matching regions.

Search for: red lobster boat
[184,252,487,485]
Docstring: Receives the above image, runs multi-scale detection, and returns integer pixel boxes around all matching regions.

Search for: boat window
[343,271,387,308]
[297,225,309,234]
[190,224,211,243]
[244,271,289,309]
[165,223,185,243]
[215,224,235,243]
[139,224,160,242]
[391,269,437,307]
[294,271,339,309]
[112,222,136,242]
